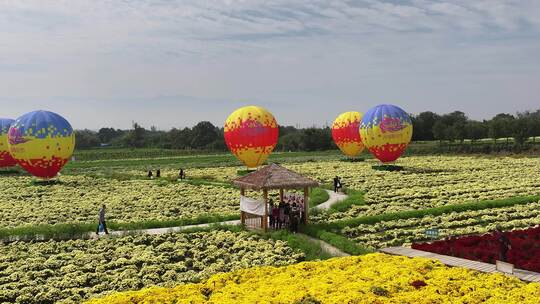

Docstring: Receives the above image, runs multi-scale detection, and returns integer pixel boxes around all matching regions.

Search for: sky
[0,0,539,130]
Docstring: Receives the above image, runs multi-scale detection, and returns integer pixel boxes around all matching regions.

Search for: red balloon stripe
[367,143,408,163]
[331,121,361,145]
[0,151,17,167]
[224,119,278,153]
[16,156,70,179]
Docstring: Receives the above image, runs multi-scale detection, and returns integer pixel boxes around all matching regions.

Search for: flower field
[0,229,303,304]
[0,176,238,228]
[294,156,540,221]
[104,156,540,220]
[1,154,540,303]
[341,201,540,248]
[1,156,539,230]
[413,226,540,272]
[85,253,540,304]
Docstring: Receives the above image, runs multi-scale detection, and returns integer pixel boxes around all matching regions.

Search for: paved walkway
[93,220,349,257]
[90,192,351,257]
[312,190,348,210]
[92,220,242,239]
[380,246,540,283]
[95,189,349,238]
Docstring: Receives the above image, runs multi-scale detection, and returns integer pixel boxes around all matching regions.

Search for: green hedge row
[318,195,540,231]
[0,214,240,242]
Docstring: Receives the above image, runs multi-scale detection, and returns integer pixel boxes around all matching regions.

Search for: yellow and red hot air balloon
[360,104,413,163]
[0,118,17,167]
[331,111,364,158]
[8,110,75,179]
[224,106,279,168]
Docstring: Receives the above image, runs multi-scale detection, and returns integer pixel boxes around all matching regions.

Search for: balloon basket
[340,157,365,163]
[237,169,257,176]
[372,164,403,172]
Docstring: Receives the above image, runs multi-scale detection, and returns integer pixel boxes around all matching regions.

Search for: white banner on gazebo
[240,196,266,216]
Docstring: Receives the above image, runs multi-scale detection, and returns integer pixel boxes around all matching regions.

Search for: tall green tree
[169,127,193,149]
[190,121,218,148]
[75,130,100,148]
[432,121,448,142]
[411,111,440,141]
[123,122,146,148]
[466,121,487,142]
[488,114,514,144]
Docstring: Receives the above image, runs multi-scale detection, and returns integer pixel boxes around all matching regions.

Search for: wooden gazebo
[232,163,319,231]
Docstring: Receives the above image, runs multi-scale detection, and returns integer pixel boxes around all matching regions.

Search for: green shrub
[319,195,540,231]
[0,214,241,242]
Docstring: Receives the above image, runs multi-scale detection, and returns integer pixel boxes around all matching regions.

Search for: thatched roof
[233,163,319,190]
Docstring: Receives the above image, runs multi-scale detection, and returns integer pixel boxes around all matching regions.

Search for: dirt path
[312,190,348,210]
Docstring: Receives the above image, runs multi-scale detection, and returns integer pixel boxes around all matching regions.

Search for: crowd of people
[269,193,305,233]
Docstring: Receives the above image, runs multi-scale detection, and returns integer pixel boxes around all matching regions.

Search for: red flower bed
[412,226,540,273]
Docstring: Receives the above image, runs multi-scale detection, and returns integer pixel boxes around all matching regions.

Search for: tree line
[75,109,540,151]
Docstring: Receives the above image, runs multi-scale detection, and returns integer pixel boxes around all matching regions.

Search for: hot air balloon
[224,106,279,168]
[331,111,364,158]
[0,118,17,167]
[360,104,413,163]
[8,110,75,179]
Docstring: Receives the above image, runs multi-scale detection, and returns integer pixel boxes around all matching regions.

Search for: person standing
[333,176,339,193]
[278,202,286,229]
[283,203,290,228]
[495,226,511,262]
[96,204,109,235]
[156,168,161,178]
[179,168,185,180]
[337,177,343,193]
[290,203,299,233]
[272,203,280,229]
[299,198,305,224]
[268,199,275,229]
[147,169,153,179]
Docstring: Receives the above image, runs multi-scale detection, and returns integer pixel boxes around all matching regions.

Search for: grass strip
[0,214,240,242]
[301,225,373,256]
[317,195,540,231]
[259,230,332,261]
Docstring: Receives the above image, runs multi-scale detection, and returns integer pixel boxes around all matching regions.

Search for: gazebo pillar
[240,188,246,226]
[303,187,309,224]
[263,188,268,231]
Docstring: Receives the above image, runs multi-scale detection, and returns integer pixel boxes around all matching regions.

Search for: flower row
[0,229,303,304]
[85,253,540,304]
[108,156,540,221]
[0,175,240,228]
[413,226,540,272]
[341,201,540,248]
